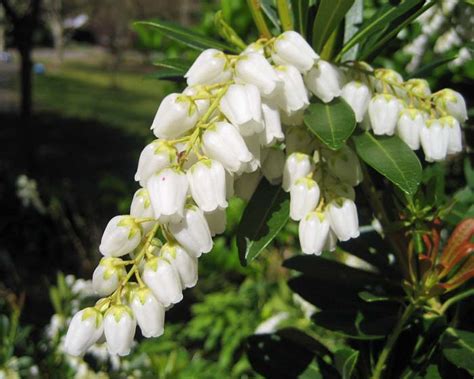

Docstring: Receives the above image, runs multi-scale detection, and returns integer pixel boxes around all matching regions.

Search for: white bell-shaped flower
[202,121,253,173]
[130,188,155,233]
[298,212,330,255]
[185,49,231,86]
[304,60,344,103]
[168,205,213,258]
[234,170,262,202]
[135,140,178,187]
[130,288,165,338]
[282,153,314,192]
[187,159,228,212]
[325,146,362,187]
[271,31,319,74]
[327,199,360,242]
[368,94,402,136]
[290,177,320,221]
[99,216,141,257]
[262,148,285,185]
[420,119,450,162]
[219,84,264,136]
[104,305,136,356]
[235,53,281,98]
[92,257,126,297]
[433,89,468,122]
[341,81,371,122]
[285,127,315,155]
[444,116,462,155]
[274,65,309,115]
[161,243,198,289]
[205,208,227,236]
[183,86,210,117]
[151,93,198,139]
[147,168,188,223]
[396,108,425,150]
[243,134,262,173]
[259,101,284,146]
[143,257,183,307]
[64,308,103,356]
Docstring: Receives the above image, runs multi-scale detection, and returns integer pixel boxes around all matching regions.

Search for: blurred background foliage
[0,0,472,378]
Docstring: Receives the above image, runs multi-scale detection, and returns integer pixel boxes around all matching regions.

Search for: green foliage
[441,328,474,375]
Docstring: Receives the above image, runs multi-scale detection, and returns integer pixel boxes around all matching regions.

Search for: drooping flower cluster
[64,30,467,357]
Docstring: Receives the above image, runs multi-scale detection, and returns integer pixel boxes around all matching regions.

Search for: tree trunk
[51,20,65,63]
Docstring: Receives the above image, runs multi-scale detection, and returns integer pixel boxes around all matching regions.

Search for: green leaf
[153,58,192,72]
[147,69,186,82]
[441,328,474,375]
[408,54,459,79]
[261,0,282,33]
[303,98,356,150]
[334,347,359,379]
[292,0,310,36]
[135,20,236,52]
[413,365,442,379]
[342,0,363,61]
[353,133,422,196]
[237,179,289,265]
[311,0,355,53]
[358,291,391,303]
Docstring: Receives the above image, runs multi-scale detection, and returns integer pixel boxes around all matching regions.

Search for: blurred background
[0,0,472,377]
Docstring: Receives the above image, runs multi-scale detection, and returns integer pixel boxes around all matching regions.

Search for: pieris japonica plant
[64,1,473,378]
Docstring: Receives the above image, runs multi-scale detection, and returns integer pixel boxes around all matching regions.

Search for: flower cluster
[63,30,467,357]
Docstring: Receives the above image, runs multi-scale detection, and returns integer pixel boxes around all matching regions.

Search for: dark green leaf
[334,347,359,379]
[353,133,422,196]
[147,69,186,82]
[304,98,356,150]
[413,365,442,379]
[441,328,474,375]
[261,0,282,33]
[292,0,310,36]
[237,179,289,265]
[153,58,192,72]
[358,291,391,303]
[298,362,323,379]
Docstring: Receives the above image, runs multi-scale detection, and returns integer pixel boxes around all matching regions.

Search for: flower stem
[276,0,293,31]
[440,288,474,314]
[247,0,272,39]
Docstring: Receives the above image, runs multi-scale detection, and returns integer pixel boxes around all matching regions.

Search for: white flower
[243,134,262,173]
[259,101,284,146]
[298,212,330,255]
[130,288,165,338]
[433,89,468,122]
[99,216,141,257]
[168,205,213,257]
[420,119,450,162]
[444,116,462,155]
[282,153,314,192]
[304,60,344,103]
[325,146,362,187]
[262,148,285,185]
[202,121,253,173]
[151,93,198,139]
[130,188,155,233]
[134,140,178,187]
[205,208,227,236]
[396,108,425,150]
[185,49,231,86]
[341,81,371,122]
[92,257,125,296]
[219,84,264,136]
[234,170,262,202]
[161,243,198,289]
[64,308,103,356]
[368,94,402,136]
[104,305,136,356]
[244,41,265,55]
[290,177,320,221]
[274,65,309,114]
[143,257,183,307]
[235,53,281,97]
[327,199,359,242]
[187,159,228,212]
[271,31,318,74]
[147,168,188,223]
[183,86,210,116]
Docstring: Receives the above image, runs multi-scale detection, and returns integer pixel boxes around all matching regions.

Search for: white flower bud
[202,121,253,173]
[205,208,227,236]
[404,78,431,97]
[285,127,316,155]
[147,168,188,223]
[234,170,262,202]
[262,148,285,185]
[274,65,309,114]
[130,188,155,233]
[290,178,320,221]
[220,84,264,136]
[185,49,231,86]
[92,257,126,296]
[325,146,362,186]
[341,81,371,122]
[298,212,330,255]
[235,53,281,97]
[161,243,198,289]
[183,86,210,116]
[187,159,228,212]
[151,93,198,139]
[104,305,136,356]
[433,89,468,122]
[396,108,425,150]
[64,308,103,356]
[143,257,183,307]
[304,60,344,103]
[373,69,403,94]
[444,116,462,155]
[282,153,314,192]
[259,101,284,146]
[99,216,141,257]
[420,119,450,162]
[130,288,165,338]
[243,41,265,55]
[327,199,360,242]
[368,94,402,136]
[243,134,262,173]
[134,140,178,187]
[271,31,319,74]
[168,205,213,257]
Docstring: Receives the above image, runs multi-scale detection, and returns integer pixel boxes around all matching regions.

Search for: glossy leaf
[237,179,289,265]
[292,0,310,36]
[303,98,356,150]
[261,0,282,33]
[441,328,474,375]
[342,0,363,61]
[353,133,422,196]
[334,347,359,379]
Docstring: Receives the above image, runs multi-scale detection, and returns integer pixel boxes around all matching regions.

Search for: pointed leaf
[441,328,474,375]
[292,0,310,36]
[334,347,359,379]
